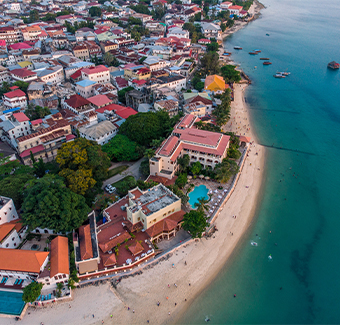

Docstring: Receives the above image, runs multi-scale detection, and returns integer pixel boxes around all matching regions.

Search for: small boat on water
[263,62,272,65]
[277,71,290,76]
[328,61,340,69]
[223,52,231,56]
[266,33,270,36]
[254,49,261,53]
[260,57,270,60]
[249,51,257,55]
[251,241,258,246]
[234,46,242,50]
[273,73,285,78]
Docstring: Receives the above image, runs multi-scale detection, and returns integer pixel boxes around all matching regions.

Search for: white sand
[4,84,266,325]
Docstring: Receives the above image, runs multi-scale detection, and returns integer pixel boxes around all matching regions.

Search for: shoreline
[3,5,266,325]
[7,87,267,325]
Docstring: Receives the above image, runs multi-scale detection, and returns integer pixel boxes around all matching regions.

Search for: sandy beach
[3,83,266,325]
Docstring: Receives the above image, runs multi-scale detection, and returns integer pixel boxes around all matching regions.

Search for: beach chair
[37,295,41,301]
[3,278,8,284]
[14,279,18,285]
[48,294,51,300]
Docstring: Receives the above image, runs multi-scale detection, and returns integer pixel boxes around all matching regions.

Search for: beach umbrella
[199,175,204,179]
[188,175,192,179]
[205,176,210,180]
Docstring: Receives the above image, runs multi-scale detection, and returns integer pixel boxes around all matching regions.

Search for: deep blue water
[188,185,209,208]
[180,0,340,323]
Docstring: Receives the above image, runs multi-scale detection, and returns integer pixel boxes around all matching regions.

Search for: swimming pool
[188,185,209,209]
[0,290,25,316]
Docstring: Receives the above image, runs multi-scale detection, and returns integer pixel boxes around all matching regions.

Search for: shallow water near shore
[180,0,340,323]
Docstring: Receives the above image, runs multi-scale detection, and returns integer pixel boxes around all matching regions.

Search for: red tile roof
[0,248,49,273]
[50,236,69,277]
[13,112,29,122]
[65,94,91,109]
[87,94,111,107]
[19,144,45,158]
[8,43,32,50]
[4,89,26,99]
[128,241,144,256]
[79,224,93,260]
[10,68,36,78]
[159,136,179,156]
[82,65,109,75]
[146,210,185,238]
[31,119,43,125]
[102,253,117,266]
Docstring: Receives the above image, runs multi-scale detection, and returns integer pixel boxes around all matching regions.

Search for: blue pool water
[188,185,209,208]
[0,290,25,316]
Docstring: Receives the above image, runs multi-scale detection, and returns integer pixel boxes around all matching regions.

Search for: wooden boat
[249,51,257,55]
[254,49,261,53]
[223,52,231,56]
[234,46,242,50]
[260,57,270,60]
[277,71,290,76]
[328,61,340,69]
[263,62,272,65]
[273,73,285,78]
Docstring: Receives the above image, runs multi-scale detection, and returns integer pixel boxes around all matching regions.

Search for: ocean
[180,0,340,323]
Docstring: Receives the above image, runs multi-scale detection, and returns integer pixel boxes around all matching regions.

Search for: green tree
[220,64,241,83]
[182,210,209,238]
[33,158,47,178]
[13,81,29,94]
[21,175,90,233]
[119,111,172,147]
[102,134,143,161]
[220,22,227,32]
[226,19,234,28]
[115,177,137,196]
[89,6,102,17]
[194,197,210,213]
[22,282,43,303]
[167,184,188,205]
[177,154,190,173]
[139,158,150,177]
[29,10,40,23]
[103,52,114,66]
[194,12,201,21]
[130,4,151,15]
[0,81,10,97]
[0,173,34,207]
[118,86,134,104]
[59,168,96,195]
[191,161,202,176]
[25,105,51,120]
[42,13,57,22]
[175,173,187,189]
[200,51,220,75]
[214,158,239,183]
[206,42,219,52]
[144,148,155,159]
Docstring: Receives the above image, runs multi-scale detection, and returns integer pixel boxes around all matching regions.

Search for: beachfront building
[0,236,69,289]
[204,74,229,94]
[149,114,230,179]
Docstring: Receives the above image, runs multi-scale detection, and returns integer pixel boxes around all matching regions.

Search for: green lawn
[107,165,129,179]
[111,175,135,187]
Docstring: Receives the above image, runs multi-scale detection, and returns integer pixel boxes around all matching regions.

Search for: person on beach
[174,283,177,288]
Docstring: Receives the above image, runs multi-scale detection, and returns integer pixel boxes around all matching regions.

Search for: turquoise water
[0,290,25,315]
[181,0,340,323]
[188,185,209,208]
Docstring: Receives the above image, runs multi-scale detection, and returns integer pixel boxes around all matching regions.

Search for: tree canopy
[25,105,51,121]
[182,210,209,238]
[175,173,188,189]
[214,158,239,183]
[200,51,220,75]
[56,138,110,198]
[212,89,231,126]
[102,134,143,161]
[118,86,134,104]
[89,6,102,17]
[220,65,241,83]
[119,111,172,147]
[22,282,43,303]
[21,175,90,233]
[130,4,151,15]
[0,173,35,207]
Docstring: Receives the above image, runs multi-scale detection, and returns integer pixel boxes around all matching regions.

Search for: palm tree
[194,197,210,213]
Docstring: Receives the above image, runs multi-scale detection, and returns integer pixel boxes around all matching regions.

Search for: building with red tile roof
[150,114,230,179]
[63,94,94,115]
[49,236,69,278]
[3,90,27,110]
[10,68,37,82]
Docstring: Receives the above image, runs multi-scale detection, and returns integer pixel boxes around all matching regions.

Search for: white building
[78,120,117,145]
[2,89,28,110]
[0,196,19,225]
[81,65,110,84]
[167,27,190,39]
[75,79,97,98]
[143,56,170,72]
[35,66,65,85]
[0,112,31,148]
[157,74,187,92]
[150,114,230,179]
